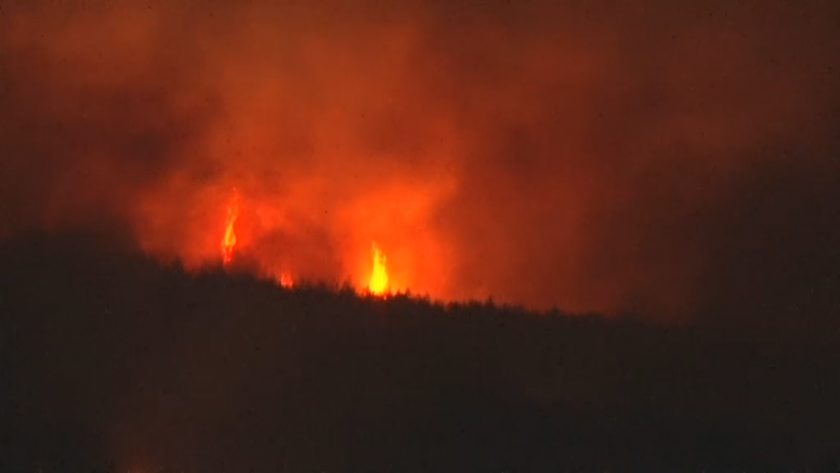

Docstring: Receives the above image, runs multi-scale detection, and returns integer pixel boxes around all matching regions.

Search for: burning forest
[1,0,838,319]
[2,0,840,471]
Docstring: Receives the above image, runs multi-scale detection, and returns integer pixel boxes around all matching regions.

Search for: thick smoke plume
[2,0,839,319]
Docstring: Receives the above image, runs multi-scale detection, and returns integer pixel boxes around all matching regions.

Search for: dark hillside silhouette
[1,232,839,472]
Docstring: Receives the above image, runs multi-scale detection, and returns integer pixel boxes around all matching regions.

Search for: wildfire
[221,190,240,264]
[217,190,395,297]
[368,243,389,295]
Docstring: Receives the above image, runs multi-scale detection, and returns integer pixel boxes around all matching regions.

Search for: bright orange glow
[368,243,389,295]
[280,272,294,288]
[221,190,240,264]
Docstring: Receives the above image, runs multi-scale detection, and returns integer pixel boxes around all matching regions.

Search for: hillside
[1,233,839,472]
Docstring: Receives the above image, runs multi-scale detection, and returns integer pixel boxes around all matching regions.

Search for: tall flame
[221,190,240,264]
[368,243,389,295]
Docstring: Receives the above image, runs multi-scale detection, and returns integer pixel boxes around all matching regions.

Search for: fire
[368,243,389,295]
[280,272,294,288]
[221,190,240,264]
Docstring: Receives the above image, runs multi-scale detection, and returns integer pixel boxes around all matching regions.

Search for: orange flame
[368,243,389,295]
[221,190,240,264]
[280,272,294,288]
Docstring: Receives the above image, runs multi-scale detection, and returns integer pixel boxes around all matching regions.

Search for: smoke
[2,0,839,318]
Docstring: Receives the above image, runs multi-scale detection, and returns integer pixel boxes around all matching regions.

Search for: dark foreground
[1,233,839,472]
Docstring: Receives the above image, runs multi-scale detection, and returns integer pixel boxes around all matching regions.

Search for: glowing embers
[368,243,389,296]
[221,189,240,264]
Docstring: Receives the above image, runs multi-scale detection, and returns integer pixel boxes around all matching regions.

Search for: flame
[221,190,240,264]
[280,272,294,288]
[368,243,389,295]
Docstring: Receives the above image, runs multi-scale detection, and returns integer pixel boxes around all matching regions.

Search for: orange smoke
[368,244,389,295]
[221,190,240,265]
[2,0,838,319]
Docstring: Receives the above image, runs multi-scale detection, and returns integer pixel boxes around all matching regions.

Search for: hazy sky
[2,0,839,321]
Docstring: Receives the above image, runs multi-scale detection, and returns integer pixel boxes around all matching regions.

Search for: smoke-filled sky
[2,0,839,320]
